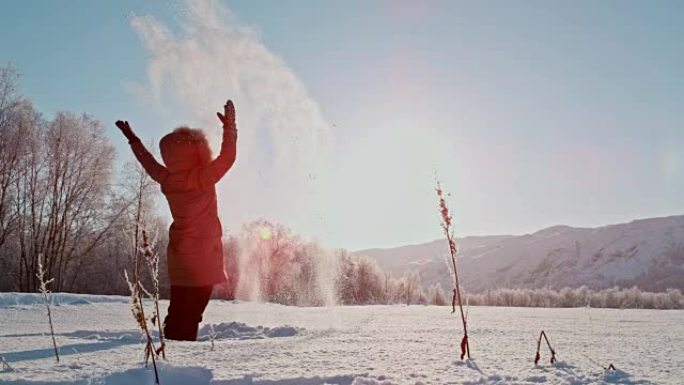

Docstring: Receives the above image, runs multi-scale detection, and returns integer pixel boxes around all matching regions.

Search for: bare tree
[354,257,383,304]
[0,65,24,250]
[428,283,448,306]
[0,64,168,295]
[13,112,118,292]
[403,272,421,305]
[335,250,357,304]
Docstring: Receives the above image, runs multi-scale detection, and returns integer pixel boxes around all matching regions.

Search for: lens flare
[259,226,272,241]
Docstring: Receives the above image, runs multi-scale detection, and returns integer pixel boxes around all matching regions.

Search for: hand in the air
[115,120,139,142]
[216,100,236,128]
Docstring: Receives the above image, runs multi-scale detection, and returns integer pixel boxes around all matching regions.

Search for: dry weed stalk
[125,270,160,385]
[582,352,617,372]
[534,330,556,365]
[435,180,470,359]
[208,324,217,351]
[142,229,166,358]
[0,355,12,372]
[125,224,163,384]
[36,255,59,363]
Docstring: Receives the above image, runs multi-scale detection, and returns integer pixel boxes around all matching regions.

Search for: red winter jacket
[130,127,237,287]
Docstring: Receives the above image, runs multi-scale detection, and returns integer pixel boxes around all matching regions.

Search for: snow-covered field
[1,294,683,385]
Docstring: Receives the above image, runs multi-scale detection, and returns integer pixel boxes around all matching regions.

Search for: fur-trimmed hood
[159,127,212,172]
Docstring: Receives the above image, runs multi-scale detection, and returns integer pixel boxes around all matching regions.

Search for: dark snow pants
[163,285,213,341]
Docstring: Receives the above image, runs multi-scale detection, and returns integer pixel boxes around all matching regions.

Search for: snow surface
[1,294,683,384]
[0,293,128,309]
[197,322,302,341]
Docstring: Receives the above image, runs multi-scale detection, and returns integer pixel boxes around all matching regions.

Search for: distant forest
[464,286,683,309]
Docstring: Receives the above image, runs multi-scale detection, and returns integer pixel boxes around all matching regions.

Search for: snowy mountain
[356,215,684,292]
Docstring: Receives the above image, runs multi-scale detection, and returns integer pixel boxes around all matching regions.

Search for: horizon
[1,3,683,383]
[1,0,682,250]
[355,213,684,251]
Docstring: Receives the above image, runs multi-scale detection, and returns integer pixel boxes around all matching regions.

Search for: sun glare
[259,226,272,241]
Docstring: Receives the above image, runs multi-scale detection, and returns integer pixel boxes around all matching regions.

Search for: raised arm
[196,100,238,187]
[116,120,169,184]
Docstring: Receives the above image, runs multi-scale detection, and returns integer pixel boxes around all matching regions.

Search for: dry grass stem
[435,180,470,360]
[36,255,59,363]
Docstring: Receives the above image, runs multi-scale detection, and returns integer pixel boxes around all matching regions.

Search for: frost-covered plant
[36,255,59,363]
[124,225,164,385]
[208,324,217,351]
[464,286,684,309]
[435,180,470,360]
[142,229,166,359]
[427,284,448,306]
[125,269,160,385]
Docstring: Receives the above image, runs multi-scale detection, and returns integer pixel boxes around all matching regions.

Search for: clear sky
[1,0,682,250]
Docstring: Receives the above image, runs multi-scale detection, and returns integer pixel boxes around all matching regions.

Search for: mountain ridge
[355,215,684,292]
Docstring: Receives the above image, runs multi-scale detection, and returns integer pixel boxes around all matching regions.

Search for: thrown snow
[1,294,683,384]
[197,322,302,341]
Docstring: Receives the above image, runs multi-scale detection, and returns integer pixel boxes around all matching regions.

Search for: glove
[217,100,237,129]
[115,120,140,143]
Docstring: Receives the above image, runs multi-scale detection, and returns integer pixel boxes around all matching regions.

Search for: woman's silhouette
[116,100,238,340]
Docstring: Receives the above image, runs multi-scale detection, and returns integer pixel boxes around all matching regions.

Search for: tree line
[1,63,682,310]
[0,64,166,294]
[0,63,423,305]
[464,286,683,310]
[213,218,428,306]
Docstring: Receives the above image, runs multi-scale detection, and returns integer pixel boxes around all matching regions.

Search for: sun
[259,226,272,241]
